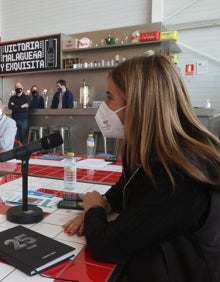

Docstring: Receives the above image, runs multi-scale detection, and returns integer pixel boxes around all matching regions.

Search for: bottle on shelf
[87,133,95,158]
[80,79,89,108]
[64,152,77,191]
[46,37,55,68]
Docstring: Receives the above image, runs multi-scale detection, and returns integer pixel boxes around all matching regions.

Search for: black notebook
[0,225,75,276]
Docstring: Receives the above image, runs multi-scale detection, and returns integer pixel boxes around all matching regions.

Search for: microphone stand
[6,153,43,224]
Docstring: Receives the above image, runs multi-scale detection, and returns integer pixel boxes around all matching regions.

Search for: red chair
[14,139,23,148]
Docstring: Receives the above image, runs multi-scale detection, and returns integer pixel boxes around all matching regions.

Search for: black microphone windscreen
[41,133,63,150]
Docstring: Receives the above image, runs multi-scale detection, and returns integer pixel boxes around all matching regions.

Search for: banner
[0,34,61,74]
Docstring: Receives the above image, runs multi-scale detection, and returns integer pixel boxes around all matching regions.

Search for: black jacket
[84,163,220,282]
[30,95,45,109]
[8,93,30,120]
[50,88,74,109]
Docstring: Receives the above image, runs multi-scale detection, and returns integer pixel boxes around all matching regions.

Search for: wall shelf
[62,39,181,53]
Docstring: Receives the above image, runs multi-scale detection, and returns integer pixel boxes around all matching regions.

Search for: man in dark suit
[8,82,30,144]
[50,79,74,109]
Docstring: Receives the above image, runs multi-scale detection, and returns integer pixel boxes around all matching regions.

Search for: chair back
[14,139,23,148]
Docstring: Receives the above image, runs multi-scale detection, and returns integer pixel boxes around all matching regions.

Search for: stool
[28,126,48,143]
[49,127,72,155]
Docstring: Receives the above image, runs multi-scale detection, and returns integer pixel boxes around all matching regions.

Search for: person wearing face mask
[95,101,126,139]
[0,98,17,152]
[8,82,30,144]
[29,85,45,109]
[50,79,74,109]
[63,54,220,282]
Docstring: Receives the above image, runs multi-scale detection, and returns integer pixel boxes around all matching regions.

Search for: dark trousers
[15,119,28,144]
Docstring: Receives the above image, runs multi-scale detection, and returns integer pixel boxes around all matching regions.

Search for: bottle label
[87,141,95,147]
[65,165,76,172]
[47,38,55,68]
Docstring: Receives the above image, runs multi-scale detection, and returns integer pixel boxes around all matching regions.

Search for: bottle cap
[67,152,74,157]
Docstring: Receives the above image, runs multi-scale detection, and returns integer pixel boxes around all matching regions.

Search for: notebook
[0,225,75,276]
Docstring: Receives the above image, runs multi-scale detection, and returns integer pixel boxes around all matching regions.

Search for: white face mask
[0,109,3,117]
[95,102,126,139]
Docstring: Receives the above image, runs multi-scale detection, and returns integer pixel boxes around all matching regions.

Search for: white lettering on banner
[0,35,60,73]
[5,60,45,71]
[4,41,40,53]
[2,51,43,62]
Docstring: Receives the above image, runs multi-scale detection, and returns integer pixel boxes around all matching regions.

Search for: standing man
[50,79,74,109]
[8,82,30,144]
[0,98,17,151]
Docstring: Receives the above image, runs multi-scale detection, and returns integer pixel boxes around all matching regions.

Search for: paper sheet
[76,158,111,169]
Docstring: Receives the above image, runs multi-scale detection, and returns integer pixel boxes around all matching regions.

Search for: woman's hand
[62,192,111,236]
[62,213,85,236]
[82,191,105,211]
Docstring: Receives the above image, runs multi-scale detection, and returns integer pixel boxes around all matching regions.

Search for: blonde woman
[63,54,220,282]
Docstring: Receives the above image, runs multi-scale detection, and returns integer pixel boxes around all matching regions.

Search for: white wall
[177,26,220,110]
[164,0,219,24]
[163,0,220,113]
[0,0,149,41]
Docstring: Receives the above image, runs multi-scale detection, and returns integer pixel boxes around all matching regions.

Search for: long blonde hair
[110,55,220,186]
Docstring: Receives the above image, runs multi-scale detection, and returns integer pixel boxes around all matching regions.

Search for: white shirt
[0,115,17,150]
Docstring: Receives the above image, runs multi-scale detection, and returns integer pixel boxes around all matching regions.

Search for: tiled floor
[0,176,118,281]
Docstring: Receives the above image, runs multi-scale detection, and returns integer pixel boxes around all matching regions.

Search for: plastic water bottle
[87,133,95,158]
[64,152,77,190]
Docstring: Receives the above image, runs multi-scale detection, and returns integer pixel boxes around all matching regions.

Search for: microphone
[0,132,63,162]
